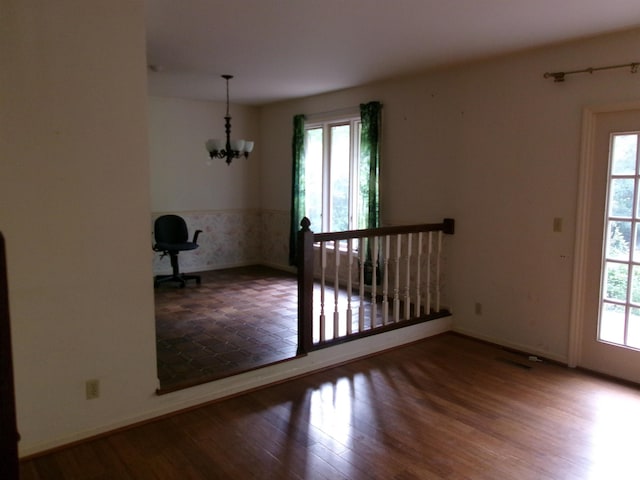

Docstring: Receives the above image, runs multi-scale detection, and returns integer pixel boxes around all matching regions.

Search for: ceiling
[145,0,640,106]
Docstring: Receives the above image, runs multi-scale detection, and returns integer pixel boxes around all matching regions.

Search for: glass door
[580,108,640,383]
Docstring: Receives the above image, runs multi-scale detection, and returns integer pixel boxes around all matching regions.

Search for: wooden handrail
[312,218,454,242]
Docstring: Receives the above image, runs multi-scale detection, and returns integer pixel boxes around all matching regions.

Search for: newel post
[443,218,455,235]
[297,217,314,355]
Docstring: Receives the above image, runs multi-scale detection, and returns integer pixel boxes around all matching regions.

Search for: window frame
[599,131,640,349]
[303,114,362,233]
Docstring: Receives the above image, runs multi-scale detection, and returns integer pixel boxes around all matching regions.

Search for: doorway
[572,105,640,383]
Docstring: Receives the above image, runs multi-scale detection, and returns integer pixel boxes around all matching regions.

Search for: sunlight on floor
[310,378,354,447]
[588,389,640,479]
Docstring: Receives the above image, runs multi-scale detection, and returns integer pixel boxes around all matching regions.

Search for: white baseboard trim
[153,262,294,276]
[452,327,568,364]
[152,260,261,276]
[259,262,296,274]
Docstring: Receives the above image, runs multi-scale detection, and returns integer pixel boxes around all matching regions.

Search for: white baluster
[320,242,326,342]
[333,240,340,339]
[346,238,353,335]
[436,231,443,312]
[404,233,412,320]
[382,235,390,325]
[358,237,365,332]
[371,236,378,329]
[393,234,401,323]
[415,232,423,317]
[426,232,433,315]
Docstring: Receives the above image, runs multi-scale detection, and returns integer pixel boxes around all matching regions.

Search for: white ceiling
[145,0,640,105]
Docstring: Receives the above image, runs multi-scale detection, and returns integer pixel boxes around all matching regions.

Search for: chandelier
[205,75,254,165]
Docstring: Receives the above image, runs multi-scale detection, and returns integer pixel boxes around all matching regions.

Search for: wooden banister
[297,218,314,356]
[297,218,455,355]
[312,218,455,242]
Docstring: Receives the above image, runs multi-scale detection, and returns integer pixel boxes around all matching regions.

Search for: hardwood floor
[20,333,640,479]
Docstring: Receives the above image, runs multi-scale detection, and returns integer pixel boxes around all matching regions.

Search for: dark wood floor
[155,265,379,393]
[155,266,299,392]
[20,333,640,479]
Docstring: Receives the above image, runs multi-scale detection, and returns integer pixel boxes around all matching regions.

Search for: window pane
[599,302,625,344]
[611,134,637,175]
[604,262,628,302]
[608,178,634,218]
[633,265,640,304]
[628,307,640,349]
[599,133,640,349]
[304,116,363,234]
[633,224,640,262]
[329,125,350,232]
[606,220,631,261]
[305,128,323,232]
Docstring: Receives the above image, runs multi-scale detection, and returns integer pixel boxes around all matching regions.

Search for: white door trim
[569,100,640,368]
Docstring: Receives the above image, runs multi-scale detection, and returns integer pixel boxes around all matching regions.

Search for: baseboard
[452,327,568,364]
[152,260,262,276]
[258,262,296,274]
[153,261,294,276]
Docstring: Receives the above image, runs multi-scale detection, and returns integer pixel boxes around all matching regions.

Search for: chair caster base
[154,274,201,288]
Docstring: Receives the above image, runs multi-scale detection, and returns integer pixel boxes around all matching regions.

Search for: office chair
[153,215,202,287]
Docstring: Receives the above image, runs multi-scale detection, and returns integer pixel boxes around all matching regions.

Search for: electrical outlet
[474,302,482,315]
[86,379,100,400]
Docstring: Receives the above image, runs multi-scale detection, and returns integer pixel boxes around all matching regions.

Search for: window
[600,132,640,349]
[289,101,381,266]
[303,115,362,233]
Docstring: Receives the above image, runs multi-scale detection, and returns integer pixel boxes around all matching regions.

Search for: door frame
[569,100,640,368]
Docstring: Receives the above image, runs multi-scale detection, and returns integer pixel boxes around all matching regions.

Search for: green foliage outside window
[605,180,637,302]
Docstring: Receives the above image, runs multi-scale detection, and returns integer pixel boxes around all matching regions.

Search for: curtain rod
[304,102,383,121]
[304,106,360,121]
[543,62,639,82]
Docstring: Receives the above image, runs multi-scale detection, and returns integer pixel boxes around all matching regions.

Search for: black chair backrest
[154,215,189,244]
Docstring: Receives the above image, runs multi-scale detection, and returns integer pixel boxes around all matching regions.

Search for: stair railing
[297,218,454,354]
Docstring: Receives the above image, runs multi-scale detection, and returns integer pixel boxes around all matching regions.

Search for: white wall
[149,96,260,212]
[1,2,386,456]
[447,30,640,360]
[149,96,264,273]
[259,28,640,363]
[0,1,158,455]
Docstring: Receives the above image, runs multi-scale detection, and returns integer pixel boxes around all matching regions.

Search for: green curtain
[359,101,382,283]
[359,101,382,230]
[289,114,306,266]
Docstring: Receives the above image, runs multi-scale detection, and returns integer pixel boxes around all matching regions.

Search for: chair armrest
[192,230,203,244]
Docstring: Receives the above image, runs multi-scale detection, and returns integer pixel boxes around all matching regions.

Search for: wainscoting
[151,209,290,274]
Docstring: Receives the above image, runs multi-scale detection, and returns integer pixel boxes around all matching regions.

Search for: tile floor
[154,265,299,393]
